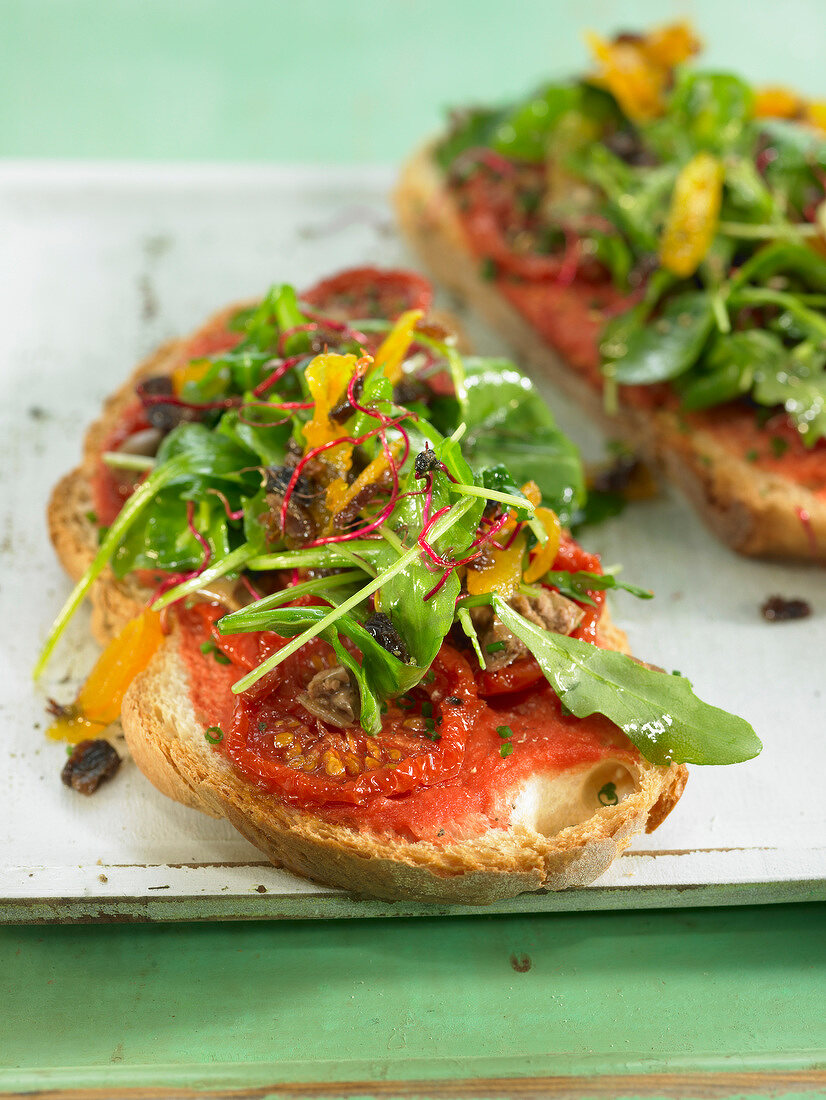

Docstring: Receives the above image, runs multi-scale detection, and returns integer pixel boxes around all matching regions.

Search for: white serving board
[1,161,824,922]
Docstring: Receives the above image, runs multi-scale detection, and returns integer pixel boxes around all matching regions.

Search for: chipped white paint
[1,162,824,920]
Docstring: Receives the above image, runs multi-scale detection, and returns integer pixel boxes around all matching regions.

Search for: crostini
[39,267,759,903]
[396,23,826,560]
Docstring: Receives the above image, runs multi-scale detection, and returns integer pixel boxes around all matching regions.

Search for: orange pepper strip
[47,610,165,743]
[806,101,826,132]
[371,310,423,385]
[325,443,400,520]
[754,86,802,120]
[586,22,700,123]
[586,31,669,122]
[523,508,562,584]
[172,359,212,396]
[659,152,724,278]
[641,21,700,68]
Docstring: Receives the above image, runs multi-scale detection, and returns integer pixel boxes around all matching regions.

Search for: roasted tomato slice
[302,267,433,321]
[92,401,152,525]
[189,602,264,671]
[222,642,477,807]
[478,656,545,697]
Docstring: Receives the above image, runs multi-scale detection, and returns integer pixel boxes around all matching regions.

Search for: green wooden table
[3,905,825,1097]
[3,2,826,1095]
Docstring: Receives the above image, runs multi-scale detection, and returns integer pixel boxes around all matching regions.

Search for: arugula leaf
[753,361,826,445]
[650,70,755,157]
[377,460,484,672]
[489,83,581,162]
[155,422,258,486]
[460,358,585,524]
[540,570,653,606]
[112,492,233,579]
[678,330,786,412]
[480,465,532,521]
[492,596,761,765]
[609,291,715,385]
[759,118,826,216]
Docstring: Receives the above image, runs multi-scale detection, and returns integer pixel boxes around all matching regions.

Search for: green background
[4,1,826,1094]
[4,0,826,164]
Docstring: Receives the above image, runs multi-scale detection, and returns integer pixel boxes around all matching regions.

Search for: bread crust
[395,144,826,562]
[48,293,688,904]
[121,630,686,903]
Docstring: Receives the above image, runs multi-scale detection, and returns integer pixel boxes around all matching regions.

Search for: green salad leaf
[492,596,761,765]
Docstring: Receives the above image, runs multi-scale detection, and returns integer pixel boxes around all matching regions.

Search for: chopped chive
[745,449,759,463]
[598,782,619,806]
[257,721,267,732]
[480,256,498,281]
[770,436,789,458]
[213,651,231,665]
[496,725,513,739]
[421,701,433,718]
[486,641,506,654]
[200,640,216,655]
[204,726,224,745]
[84,510,98,525]
[499,742,514,758]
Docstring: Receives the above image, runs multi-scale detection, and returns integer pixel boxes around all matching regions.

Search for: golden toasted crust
[49,293,687,904]
[121,629,686,903]
[395,144,826,562]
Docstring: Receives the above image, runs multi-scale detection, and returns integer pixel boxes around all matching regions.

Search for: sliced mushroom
[298,665,358,728]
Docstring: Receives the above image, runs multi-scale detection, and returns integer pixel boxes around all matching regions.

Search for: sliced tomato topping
[92,401,152,525]
[189,602,264,671]
[222,643,477,807]
[478,656,545,697]
[302,267,433,321]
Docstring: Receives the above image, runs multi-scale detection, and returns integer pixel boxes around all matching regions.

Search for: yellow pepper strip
[523,507,562,583]
[371,310,423,385]
[172,359,212,396]
[302,353,358,474]
[325,443,399,520]
[47,610,165,743]
[466,478,546,598]
[754,85,802,120]
[659,152,724,278]
[641,22,701,69]
[466,530,526,600]
[806,101,826,133]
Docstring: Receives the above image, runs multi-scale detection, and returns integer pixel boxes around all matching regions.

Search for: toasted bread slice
[395,145,826,562]
[48,296,687,904]
[120,625,686,903]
